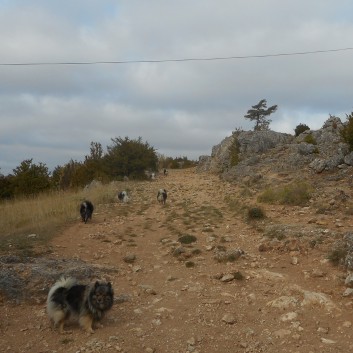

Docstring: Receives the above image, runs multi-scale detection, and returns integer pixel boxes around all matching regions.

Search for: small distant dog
[117,191,129,203]
[163,168,168,176]
[157,189,167,205]
[47,277,114,334]
[80,200,94,223]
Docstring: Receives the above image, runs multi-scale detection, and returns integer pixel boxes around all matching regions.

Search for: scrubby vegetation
[327,243,348,266]
[0,182,117,254]
[340,112,353,151]
[229,137,241,167]
[178,234,198,244]
[247,206,266,220]
[1,137,198,201]
[158,155,197,169]
[303,133,317,145]
[294,123,310,136]
[258,181,312,206]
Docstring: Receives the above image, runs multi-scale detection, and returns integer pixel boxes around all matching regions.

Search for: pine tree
[244,99,278,131]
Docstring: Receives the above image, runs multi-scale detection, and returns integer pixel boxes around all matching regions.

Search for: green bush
[247,206,266,220]
[340,112,353,151]
[178,234,197,244]
[303,133,317,145]
[11,159,51,196]
[294,123,310,136]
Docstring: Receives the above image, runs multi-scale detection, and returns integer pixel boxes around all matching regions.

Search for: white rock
[320,338,336,344]
[222,313,236,324]
[280,312,298,322]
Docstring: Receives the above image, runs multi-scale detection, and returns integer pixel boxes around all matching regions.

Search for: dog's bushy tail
[47,277,76,301]
[47,277,77,320]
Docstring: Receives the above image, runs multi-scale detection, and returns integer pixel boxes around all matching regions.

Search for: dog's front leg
[79,315,94,334]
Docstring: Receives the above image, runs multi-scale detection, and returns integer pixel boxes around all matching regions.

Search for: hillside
[1,164,353,352]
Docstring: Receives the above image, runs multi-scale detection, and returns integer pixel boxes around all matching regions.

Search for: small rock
[187,337,196,346]
[221,274,235,282]
[320,338,336,344]
[123,254,136,263]
[344,274,353,288]
[311,269,326,277]
[317,327,329,334]
[280,312,298,322]
[132,265,142,273]
[222,313,236,324]
[239,341,248,348]
[273,329,291,338]
[267,296,298,310]
[291,257,298,265]
[343,321,352,328]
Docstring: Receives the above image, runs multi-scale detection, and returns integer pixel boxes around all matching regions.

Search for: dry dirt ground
[1,168,353,353]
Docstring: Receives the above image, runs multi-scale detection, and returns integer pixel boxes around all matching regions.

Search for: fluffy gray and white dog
[157,189,167,205]
[117,191,129,203]
[47,277,114,334]
[80,200,94,223]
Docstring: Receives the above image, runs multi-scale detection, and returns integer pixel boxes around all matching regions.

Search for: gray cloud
[1,0,353,174]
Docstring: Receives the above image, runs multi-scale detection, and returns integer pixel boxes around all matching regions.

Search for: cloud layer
[1,0,353,174]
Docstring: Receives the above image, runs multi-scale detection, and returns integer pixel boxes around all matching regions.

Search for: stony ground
[1,168,353,353]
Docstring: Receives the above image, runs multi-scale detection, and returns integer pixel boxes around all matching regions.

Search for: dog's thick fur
[157,189,167,205]
[47,277,114,334]
[80,201,94,223]
[117,191,129,203]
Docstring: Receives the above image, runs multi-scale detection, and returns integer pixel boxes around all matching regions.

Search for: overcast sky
[1,0,353,175]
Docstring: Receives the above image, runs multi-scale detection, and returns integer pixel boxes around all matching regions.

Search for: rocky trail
[1,168,353,353]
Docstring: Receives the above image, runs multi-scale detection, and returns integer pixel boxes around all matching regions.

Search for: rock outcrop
[197,116,352,181]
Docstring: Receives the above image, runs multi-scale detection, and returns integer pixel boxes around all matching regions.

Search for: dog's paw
[60,329,73,335]
[86,328,95,335]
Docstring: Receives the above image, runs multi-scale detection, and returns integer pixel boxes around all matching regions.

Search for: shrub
[303,133,317,145]
[247,206,266,220]
[233,271,244,280]
[294,123,310,136]
[340,112,353,151]
[185,261,195,268]
[327,245,347,266]
[178,234,197,244]
[229,137,241,167]
[258,181,312,206]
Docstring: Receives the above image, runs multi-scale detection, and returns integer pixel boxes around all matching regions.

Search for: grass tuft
[178,234,197,244]
[258,181,312,206]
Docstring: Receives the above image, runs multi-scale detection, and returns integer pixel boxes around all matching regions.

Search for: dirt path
[1,169,353,353]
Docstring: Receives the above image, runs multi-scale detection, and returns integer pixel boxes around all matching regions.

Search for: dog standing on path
[157,189,167,205]
[47,277,114,334]
[80,200,94,223]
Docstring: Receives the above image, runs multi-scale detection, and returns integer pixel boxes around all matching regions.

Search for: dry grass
[0,183,118,255]
[257,181,312,206]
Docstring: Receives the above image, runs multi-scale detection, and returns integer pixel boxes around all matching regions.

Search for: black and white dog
[117,191,129,203]
[80,200,94,223]
[157,189,167,205]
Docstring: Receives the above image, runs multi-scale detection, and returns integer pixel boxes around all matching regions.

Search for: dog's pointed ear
[94,281,100,288]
